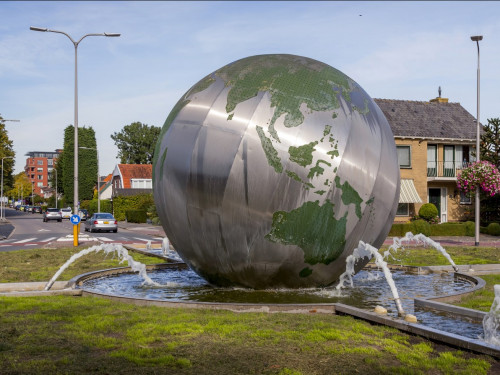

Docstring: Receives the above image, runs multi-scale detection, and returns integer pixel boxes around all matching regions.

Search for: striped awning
[399,179,422,203]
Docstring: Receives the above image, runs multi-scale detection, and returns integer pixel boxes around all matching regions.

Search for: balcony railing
[427,161,470,178]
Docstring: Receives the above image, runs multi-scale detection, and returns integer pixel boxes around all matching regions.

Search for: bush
[411,219,431,236]
[487,222,500,236]
[418,203,438,222]
[464,221,475,237]
[125,210,147,223]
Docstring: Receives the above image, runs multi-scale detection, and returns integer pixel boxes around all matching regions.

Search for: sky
[1,1,499,175]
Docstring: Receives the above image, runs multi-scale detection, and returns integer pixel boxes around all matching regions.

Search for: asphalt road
[0,208,164,252]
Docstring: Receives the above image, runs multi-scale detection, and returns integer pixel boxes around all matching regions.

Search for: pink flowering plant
[457,161,500,197]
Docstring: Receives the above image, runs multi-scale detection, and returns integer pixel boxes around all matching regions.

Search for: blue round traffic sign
[70,215,81,225]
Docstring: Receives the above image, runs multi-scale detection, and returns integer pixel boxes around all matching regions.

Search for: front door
[428,188,441,219]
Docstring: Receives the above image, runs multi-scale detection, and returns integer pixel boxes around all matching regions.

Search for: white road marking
[97,237,113,241]
[42,237,57,242]
[133,237,150,242]
[15,238,37,244]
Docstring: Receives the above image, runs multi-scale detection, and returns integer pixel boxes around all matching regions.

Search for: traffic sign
[70,215,81,225]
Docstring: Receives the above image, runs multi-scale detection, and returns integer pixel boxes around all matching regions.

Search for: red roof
[117,164,152,189]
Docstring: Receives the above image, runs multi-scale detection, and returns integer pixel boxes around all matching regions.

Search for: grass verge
[0,246,162,283]
[0,295,497,375]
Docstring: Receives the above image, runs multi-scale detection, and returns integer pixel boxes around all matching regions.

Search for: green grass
[454,274,500,312]
[0,246,498,373]
[0,246,162,283]
[0,295,496,375]
[381,246,500,267]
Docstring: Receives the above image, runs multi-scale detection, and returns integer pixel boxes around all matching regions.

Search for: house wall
[394,139,427,222]
[394,138,474,223]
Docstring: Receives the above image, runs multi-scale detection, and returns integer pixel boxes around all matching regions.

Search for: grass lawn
[0,246,498,374]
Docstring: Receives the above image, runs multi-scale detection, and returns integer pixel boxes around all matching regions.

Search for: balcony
[427,161,470,180]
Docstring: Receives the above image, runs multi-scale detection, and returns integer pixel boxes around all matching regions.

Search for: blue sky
[1,1,499,175]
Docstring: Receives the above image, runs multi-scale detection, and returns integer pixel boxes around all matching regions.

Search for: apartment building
[24,150,62,196]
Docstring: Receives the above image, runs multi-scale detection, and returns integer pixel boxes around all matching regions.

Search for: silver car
[84,213,118,233]
[43,208,62,222]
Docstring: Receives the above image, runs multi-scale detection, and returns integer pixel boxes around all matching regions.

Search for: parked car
[84,213,118,233]
[61,207,72,219]
[26,206,33,213]
[32,206,42,214]
[78,209,89,221]
[43,208,62,222]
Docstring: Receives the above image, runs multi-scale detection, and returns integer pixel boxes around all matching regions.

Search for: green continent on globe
[265,200,347,265]
[256,125,283,173]
[334,176,363,219]
[215,55,355,142]
[289,141,318,167]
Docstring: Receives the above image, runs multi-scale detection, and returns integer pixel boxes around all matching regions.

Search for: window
[48,159,53,166]
[131,179,152,189]
[37,182,43,187]
[37,160,43,165]
[396,203,409,216]
[396,146,411,168]
[37,168,43,173]
[460,191,472,205]
[37,175,43,180]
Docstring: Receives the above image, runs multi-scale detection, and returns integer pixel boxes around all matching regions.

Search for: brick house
[374,96,478,223]
[111,164,152,197]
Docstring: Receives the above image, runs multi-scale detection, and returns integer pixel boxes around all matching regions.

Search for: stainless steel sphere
[153,54,400,289]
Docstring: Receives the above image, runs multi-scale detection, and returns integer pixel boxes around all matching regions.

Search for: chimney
[429,86,448,103]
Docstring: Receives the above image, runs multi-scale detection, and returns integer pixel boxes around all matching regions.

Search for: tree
[111,122,161,164]
[60,125,98,207]
[0,114,16,191]
[481,118,500,167]
[7,172,32,203]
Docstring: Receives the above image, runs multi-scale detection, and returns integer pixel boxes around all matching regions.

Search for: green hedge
[112,194,154,221]
[389,221,480,237]
[125,210,147,223]
[80,199,112,216]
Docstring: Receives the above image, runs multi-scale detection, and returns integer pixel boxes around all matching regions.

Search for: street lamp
[52,168,58,209]
[79,146,100,213]
[471,35,483,247]
[1,156,13,221]
[30,26,120,216]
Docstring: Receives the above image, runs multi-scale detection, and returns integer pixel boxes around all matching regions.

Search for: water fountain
[39,54,499,356]
[483,285,500,346]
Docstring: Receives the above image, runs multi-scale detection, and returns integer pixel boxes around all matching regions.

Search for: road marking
[97,237,113,242]
[15,238,37,244]
[0,244,12,247]
[38,229,51,232]
[42,237,57,242]
[133,237,150,242]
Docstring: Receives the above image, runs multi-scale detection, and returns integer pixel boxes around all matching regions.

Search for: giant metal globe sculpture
[153,54,400,289]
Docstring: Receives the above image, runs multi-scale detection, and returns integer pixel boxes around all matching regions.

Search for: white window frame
[396,145,411,169]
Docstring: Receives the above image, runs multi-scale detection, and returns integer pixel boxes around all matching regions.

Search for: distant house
[99,174,113,200]
[374,96,479,223]
[111,164,153,197]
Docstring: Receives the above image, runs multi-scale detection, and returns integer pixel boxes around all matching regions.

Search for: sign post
[70,214,81,246]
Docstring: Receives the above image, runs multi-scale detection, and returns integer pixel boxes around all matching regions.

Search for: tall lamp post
[53,168,58,209]
[79,146,100,213]
[1,156,13,221]
[471,35,483,247]
[30,26,120,217]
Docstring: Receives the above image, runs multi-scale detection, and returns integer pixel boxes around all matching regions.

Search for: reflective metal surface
[153,54,400,289]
